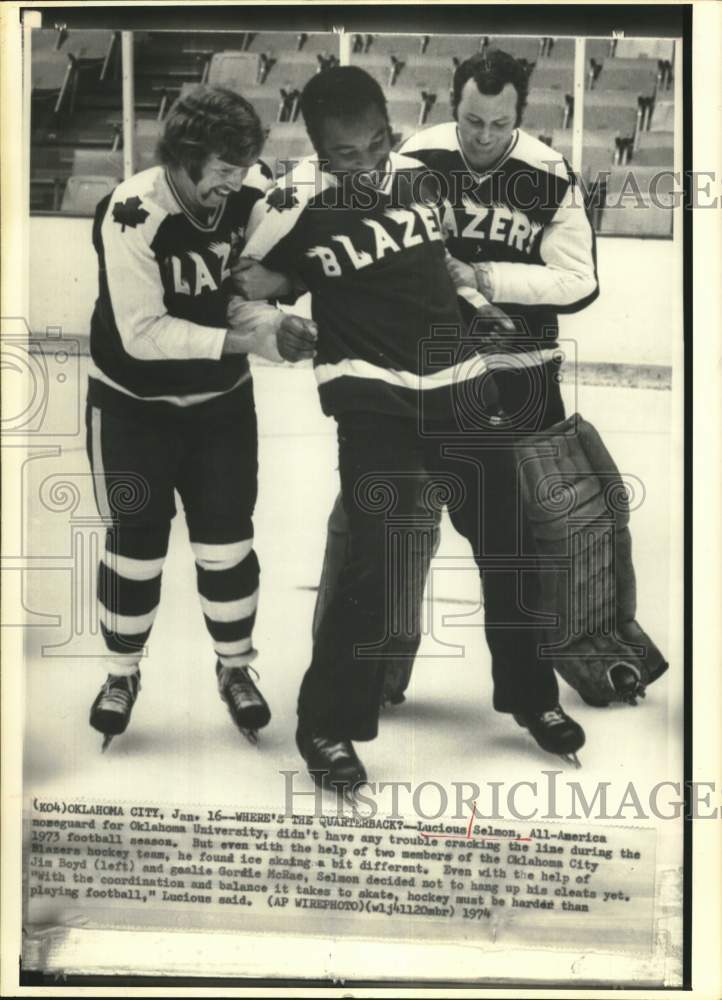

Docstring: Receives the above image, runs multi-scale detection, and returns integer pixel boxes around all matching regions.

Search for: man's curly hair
[158,85,265,182]
[451,49,530,126]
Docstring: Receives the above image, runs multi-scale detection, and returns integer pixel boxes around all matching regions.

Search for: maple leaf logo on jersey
[112,196,149,232]
[266,185,299,213]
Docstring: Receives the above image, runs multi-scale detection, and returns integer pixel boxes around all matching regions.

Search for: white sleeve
[484,185,598,310]
[225,297,285,363]
[101,202,227,362]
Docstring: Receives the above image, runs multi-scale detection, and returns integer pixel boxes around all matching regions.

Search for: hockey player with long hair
[86,86,317,749]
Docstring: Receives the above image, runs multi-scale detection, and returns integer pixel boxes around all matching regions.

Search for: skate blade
[342,788,360,812]
[339,782,367,812]
[560,752,582,769]
[101,734,114,753]
[241,729,259,746]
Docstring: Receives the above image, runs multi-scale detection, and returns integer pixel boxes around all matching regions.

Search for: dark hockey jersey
[88,162,272,407]
[243,151,478,421]
[400,124,599,354]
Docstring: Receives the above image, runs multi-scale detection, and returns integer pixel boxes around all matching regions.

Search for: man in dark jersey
[86,86,316,749]
[311,50,601,718]
[233,66,586,790]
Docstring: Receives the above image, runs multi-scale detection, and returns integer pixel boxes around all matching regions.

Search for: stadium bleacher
[71,148,124,178]
[633,130,674,166]
[29,28,675,235]
[528,59,574,91]
[61,174,117,213]
[592,56,661,96]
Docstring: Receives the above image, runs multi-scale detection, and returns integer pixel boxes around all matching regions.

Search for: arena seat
[35,107,119,150]
[181,78,292,126]
[206,49,323,91]
[31,26,64,52]
[350,52,454,91]
[582,91,640,132]
[207,51,262,89]
[263,52,329,89]
[528,59,574,91]
[348,53,396,86]
[594,58,660,96]
[201,83,288,126]
[72,148,124,178]
[61,175,117,213]
[632,146,674,167]
[612,39,675,61]
[524,90,567,132]
[31,36,76,113]
[631,130,674,166]
[395,55,456,90]
[586,39,615,61]
[63,29,116,63]
[635,129,673,150]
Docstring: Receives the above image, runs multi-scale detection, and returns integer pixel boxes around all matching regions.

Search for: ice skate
[217,662,271,744]
[90,671,140,752]
[513,705,585,768]
[296,726,367,798]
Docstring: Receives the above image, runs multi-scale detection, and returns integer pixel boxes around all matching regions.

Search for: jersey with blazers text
[400,123,599,358]
[243,151,482,422]
[88,162,273,410]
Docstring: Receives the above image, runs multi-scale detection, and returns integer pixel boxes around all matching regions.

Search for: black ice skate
[513,705,585,768]
[217,662,271,745]
[296,726,367,800]
[90,671,140,752]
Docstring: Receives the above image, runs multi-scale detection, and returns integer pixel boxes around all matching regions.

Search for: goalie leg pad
[516,415,668,706]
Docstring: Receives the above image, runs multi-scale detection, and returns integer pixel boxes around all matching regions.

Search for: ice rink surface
[22,357,682,852]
